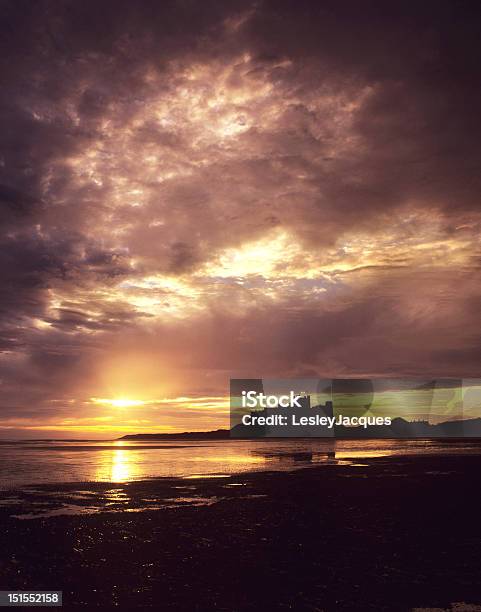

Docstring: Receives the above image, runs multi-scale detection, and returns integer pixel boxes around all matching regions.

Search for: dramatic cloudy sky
[1,0,481,436]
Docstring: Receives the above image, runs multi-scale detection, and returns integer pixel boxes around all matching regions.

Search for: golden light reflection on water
[96,446,141,483]
[111,450,131,482]
[93,445,389,484]
[2,439,479,488]
[92,446,267,483]
[86,441,470,484]
[335,450,393,459]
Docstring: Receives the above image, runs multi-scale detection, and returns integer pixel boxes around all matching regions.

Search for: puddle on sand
[67,493,99,500]
[163,496,219,506]
[425,470,457,476]
[182,474,230,480]
[11,495,221,520]
[242,494,268,499]
[0,496,22,506]
[13,505,102,520]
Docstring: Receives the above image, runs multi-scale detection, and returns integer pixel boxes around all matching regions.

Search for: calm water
[1,438,481,489]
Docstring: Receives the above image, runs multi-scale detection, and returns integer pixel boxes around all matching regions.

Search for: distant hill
[119,429,230,441]
[120,418,481,441]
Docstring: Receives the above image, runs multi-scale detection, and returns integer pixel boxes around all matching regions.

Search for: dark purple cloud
[1,0,481,434]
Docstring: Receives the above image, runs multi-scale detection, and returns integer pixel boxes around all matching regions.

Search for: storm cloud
[1,0,481,435]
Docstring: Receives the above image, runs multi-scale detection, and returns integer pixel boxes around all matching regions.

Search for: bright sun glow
[91,397,147,408]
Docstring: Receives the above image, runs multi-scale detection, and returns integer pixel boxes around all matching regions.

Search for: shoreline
[1,455,481,610]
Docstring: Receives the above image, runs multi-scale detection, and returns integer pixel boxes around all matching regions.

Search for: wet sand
[1,455,481,611]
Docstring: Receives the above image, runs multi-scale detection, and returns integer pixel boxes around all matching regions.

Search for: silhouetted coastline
[120,416,481,441]
[119,429,229,440]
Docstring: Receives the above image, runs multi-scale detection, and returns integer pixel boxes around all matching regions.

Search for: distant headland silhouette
[119,417,481,440]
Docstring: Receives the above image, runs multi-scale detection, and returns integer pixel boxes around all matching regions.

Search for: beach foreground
[1,455,481,611]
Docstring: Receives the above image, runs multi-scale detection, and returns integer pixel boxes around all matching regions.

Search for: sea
[1,438,481,489]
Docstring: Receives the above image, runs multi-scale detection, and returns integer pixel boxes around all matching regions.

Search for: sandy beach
[1,454,481,611]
